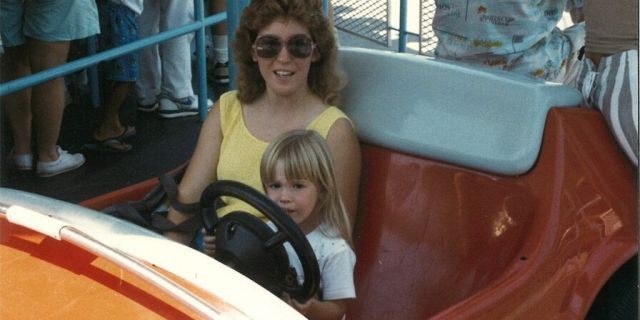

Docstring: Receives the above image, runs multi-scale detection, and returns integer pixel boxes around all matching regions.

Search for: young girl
[205,129,356,319]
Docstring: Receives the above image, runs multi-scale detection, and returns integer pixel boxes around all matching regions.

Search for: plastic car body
[1,47,637,319]
[337,48,637,320]
[0,188,304,319]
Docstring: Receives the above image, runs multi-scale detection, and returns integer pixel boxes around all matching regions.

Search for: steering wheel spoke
[199,180,320,302]
[264,231,288,249]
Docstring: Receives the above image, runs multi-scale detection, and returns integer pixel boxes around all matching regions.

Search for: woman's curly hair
[233,0,345,106]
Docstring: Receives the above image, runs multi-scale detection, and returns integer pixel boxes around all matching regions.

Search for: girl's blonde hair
[260,130,352,243]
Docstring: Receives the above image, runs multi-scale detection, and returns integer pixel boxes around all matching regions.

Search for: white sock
[213,35,228,63]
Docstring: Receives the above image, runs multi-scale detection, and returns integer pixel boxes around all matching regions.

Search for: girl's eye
[293,183,305,189]
[268,183,281,189]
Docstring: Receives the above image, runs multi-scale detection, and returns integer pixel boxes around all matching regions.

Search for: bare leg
[2,45,33,156]
[209,0,229,85]
[28,38,70,162]
[94,80,132,151]
[210,0,226,36]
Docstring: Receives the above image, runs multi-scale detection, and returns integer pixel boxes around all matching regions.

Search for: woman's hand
[163,206,198,244]
[202,228,217,256]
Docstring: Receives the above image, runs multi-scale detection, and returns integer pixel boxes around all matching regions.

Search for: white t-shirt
[270,223,357,301]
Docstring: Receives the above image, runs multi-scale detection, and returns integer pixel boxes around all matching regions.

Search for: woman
[165,0,361,244]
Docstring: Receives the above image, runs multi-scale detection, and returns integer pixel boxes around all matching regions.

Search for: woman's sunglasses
[253,35,316,59]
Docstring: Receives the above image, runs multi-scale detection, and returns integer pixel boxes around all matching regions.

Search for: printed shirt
[433,0,582,56]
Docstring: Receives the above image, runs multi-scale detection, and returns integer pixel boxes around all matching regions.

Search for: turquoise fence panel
[0,0,332,121]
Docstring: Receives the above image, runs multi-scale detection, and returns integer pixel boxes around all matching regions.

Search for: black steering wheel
[200,180,320,302]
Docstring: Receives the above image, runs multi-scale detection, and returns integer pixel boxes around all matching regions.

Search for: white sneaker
[7,149,33,171]
[37,147,85,177]
[158,95,213,119]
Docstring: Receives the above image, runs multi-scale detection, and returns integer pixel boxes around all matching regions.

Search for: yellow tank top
[216,91,351,218]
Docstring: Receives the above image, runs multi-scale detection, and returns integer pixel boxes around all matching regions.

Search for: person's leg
[159,0,194,100]
[210,0,229,48]
[1,1,32,161]
[568,50,639,167]
[210,0,226,40]
[136,0,162,107]
[94,80,133,151]
[155,0,213,118]
[209,0,228,84]
[93,2,136,151]
[1,45,33,158]
[593,50,639,166]
[27,38,69,162]
[10,0,95,176]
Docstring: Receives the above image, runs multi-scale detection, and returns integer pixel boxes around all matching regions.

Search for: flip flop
[83,137,132,153]
[119,125,137,140]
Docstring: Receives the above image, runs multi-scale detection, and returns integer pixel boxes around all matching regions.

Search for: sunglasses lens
[255,36,282,58]
[287,35,314,58]
[254,35,314,59]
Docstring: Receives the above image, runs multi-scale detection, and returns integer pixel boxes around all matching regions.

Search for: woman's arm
[326,118,362,227]
[164,101,223,243]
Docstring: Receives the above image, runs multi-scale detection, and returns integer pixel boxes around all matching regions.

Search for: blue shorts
[98,1,139,82]
[0,0,99,47]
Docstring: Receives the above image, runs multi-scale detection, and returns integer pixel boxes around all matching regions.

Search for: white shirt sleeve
[318,241,357,300]
[279,225,357,301]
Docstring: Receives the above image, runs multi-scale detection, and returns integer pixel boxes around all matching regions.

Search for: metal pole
[194,0,209,120]
[398,0,408,52]
[386,0,392,48]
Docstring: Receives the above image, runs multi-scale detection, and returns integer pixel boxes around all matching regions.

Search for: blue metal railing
[0,0,225,120]
[0,0,354,120]
[398,0,408,52]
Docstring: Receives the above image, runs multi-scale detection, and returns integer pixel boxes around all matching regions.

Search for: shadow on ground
[0,81,225,203]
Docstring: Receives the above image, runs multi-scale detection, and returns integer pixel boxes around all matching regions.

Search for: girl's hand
[202,228,216,256]
[282,292,313,317]
[282,293,349,319]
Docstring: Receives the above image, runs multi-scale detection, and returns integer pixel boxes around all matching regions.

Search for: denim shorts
[98,1,139,82]
[0,0,99,47]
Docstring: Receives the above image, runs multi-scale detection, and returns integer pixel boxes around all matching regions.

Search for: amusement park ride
[0,0,637,318]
